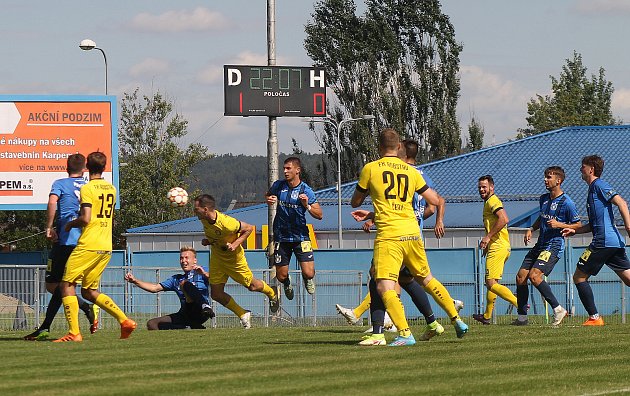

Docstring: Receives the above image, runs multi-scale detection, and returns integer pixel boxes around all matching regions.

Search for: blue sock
[368,278,385,334]
[401,280,435,323]
[575,281,598,316]
[534,280,559,309]
[516,284,529,315]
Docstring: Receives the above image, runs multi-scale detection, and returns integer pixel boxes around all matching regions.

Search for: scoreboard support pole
[267,0,279,308]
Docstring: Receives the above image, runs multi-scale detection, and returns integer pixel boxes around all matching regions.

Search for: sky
[2,0,630,155]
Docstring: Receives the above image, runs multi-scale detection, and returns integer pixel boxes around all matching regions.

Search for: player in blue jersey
[24,154,97,341]
[266,157,323,302]
[125,247,215,330]
[513,166,581,326]
[562,155,630,326]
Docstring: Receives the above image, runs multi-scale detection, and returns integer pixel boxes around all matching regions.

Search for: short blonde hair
[180,246,197,257]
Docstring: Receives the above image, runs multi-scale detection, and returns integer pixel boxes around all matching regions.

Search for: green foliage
[0,211,48,251]
[519,51,617,138]
[2,325,630,394]
[191,153,334,210]
[465,115,484,152]
[116,89,210,247]
[305,0,462,180]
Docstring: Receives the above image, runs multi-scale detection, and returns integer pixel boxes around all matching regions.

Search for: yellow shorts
[485,247,511,280]
[209,253,254,287]
[62,248,112,290]
[373,236,429,281]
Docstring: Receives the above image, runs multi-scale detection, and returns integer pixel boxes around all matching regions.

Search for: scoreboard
[224,65,326,117]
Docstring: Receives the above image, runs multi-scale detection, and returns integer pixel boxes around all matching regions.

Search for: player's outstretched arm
[125,272,164,293]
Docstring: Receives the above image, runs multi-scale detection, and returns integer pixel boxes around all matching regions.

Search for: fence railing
[1,262,627,332]
[0,266,364,331]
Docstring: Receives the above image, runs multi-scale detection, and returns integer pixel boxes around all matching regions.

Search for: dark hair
[582,155,604,177]
[67,153,86,174]
[478,174,494,185]
[284,156,302,169]
[545,166,565,183]
[402,139,419,160]
[379,128,400,150]
[86,151,107,174]
[194,194,216,210]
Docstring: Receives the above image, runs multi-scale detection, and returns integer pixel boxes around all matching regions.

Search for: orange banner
[0,98,116,209]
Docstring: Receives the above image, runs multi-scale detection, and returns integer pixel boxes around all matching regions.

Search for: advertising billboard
[0,95,118,210]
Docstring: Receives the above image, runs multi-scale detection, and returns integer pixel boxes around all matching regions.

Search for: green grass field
[2,322,630,395]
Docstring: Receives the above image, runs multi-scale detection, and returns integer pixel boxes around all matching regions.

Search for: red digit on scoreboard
[313,93,325,115]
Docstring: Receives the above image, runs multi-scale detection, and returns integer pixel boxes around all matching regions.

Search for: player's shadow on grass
[0,336,34,341]
[264,339,358,346]
[303,328,359,334]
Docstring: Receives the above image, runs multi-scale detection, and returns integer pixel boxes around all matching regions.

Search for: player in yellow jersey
[54,152,136,342]
[473,175,517,325]
[350,128,468,346]
[193,194,279,328]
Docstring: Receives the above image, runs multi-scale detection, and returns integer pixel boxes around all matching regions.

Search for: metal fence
[0,266,364,331]
[1,262,628,332]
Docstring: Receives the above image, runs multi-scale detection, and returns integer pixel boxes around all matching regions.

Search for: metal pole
[95,47,108,95]
[267,0,278,323]
[336,121,343,249]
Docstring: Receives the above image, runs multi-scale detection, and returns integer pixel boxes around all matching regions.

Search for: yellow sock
[95,293,128,324]
[61,296,80,335]
[261,281,277,300]
[224,297,247,318]
[354,292,371,318]
[490,283,518,307]
[484,290,497,319]
[424,278,459,320]
[381,289,411,337]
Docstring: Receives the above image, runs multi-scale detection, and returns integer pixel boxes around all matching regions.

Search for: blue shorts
[273,241,314,267]
[577,247,630,276]
[520,248,560,277]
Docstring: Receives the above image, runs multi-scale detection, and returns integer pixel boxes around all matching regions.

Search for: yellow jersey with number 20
[356,156,428,240]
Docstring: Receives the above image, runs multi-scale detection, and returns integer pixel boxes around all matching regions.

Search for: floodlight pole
[79,39,108,95]
[308,115,374,249]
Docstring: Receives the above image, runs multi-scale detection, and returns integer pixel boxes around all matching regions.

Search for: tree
[465,115,484,152]
[115,89,210,248]
[518,51,616,138]
[305,0,462,182]
[0,211,47,251]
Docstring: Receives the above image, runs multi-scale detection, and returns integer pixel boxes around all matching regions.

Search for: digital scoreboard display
[224,65,326,117]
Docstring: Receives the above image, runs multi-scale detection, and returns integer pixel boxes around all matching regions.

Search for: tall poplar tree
[305,0,462,181]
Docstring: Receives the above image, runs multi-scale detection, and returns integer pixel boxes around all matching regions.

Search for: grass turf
[2,322,630,395]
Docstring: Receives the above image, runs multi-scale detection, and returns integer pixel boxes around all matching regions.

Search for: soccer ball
[166,187,189,207]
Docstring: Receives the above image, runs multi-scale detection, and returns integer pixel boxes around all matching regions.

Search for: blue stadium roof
[127,125,630,234]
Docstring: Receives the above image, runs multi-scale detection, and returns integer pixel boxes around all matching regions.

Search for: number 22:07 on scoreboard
[223,65,326,117]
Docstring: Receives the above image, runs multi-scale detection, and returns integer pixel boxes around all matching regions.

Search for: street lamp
[79,39,108,95]
[308,114,375,248]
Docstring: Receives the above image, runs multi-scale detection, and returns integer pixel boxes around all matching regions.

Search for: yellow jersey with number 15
[356,156,428,240]
[76,179,116,251]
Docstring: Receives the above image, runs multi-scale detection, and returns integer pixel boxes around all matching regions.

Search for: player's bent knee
[147,319,159,330]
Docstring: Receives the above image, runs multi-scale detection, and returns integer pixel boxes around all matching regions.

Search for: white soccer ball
[166,187,189,207]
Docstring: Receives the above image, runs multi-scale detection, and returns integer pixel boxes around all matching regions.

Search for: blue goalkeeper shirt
[160,270,210,307]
